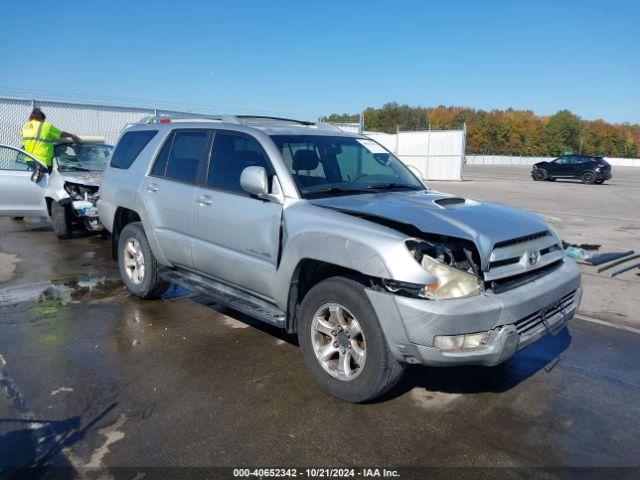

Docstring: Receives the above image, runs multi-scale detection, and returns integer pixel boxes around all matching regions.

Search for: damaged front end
[383,236,483,300]
[63,182,102,231]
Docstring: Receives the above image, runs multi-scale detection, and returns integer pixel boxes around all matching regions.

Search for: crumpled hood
[310,190,552,271]
[59,171,103,187]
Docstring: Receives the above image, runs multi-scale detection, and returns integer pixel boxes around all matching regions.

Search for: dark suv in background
[532,154,612,184]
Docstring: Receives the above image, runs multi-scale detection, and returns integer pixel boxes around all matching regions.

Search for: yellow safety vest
[21,120,62,167]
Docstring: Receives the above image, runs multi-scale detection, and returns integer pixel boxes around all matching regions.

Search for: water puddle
[160,283,192,300]
[0,252,20,282]
[0,275,125,309]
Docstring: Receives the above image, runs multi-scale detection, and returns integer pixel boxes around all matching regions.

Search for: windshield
[54,143,113,172]
[270,135,425,198]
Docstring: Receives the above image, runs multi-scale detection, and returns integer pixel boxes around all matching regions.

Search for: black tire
[51,201,72,239]
[117,222,169,299]
[581,171,596,184]
[595,179,605,184]
[532,169,547,181]
[297,276,404,402]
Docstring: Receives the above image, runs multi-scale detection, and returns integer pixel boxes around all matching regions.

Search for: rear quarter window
[110,130,158,169]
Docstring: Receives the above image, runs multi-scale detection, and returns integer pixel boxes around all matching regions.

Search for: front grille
[493,231,549,249]
[514,290,576,336]
[485,230,564,282]
[488,260,563,294]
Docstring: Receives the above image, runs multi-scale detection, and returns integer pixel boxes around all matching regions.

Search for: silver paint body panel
[98,121,582,367]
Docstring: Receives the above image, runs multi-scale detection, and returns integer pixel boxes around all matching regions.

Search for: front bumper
[61,198,103,231]
[366,259,582,367]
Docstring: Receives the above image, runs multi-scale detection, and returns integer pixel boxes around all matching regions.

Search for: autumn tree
[322,104,638,157]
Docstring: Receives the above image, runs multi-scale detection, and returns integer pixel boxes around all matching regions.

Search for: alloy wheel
[123,237,145,285]
[311,303,366,381]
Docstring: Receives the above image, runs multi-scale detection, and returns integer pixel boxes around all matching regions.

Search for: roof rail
[237,116,340,131]
[235,115,315,126]
[140,112,238,124]
[138,113,341,130]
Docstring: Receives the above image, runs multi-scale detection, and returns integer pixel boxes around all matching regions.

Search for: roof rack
[139,113,340,130]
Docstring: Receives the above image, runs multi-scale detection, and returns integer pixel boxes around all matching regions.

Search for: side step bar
[158,268,286,328]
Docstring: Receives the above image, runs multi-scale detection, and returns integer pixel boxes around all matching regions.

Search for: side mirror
[30,165,46,183]
[240,166,284,204]
[240,166,269,196]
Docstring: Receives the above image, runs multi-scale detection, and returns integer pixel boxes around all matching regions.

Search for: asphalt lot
[1,165,639,477]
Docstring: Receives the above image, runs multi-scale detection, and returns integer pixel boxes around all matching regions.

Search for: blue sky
[1,0,638,123]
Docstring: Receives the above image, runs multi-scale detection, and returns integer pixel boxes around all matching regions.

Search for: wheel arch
[285,258,372,334]
[111,207,142,260]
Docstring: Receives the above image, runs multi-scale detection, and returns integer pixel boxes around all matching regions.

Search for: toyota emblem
[528,251,540,266]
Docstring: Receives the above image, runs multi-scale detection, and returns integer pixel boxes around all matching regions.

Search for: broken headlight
[419,255,482,299]
[404,239,482,300]
[64,182,99,201]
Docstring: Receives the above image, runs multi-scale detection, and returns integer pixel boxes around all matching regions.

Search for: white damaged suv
[98,115,582,402]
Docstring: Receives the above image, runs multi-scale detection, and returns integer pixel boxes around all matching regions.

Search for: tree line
[322,103,640,158]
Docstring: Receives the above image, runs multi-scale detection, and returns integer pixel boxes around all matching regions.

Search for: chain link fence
[0,96,191,147]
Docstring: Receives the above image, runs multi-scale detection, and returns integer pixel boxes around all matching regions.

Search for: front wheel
[297,276,404,402]
[117,222,169,299]
[532,169,547,181]
[581,172,596,184]
[51,201,72,239]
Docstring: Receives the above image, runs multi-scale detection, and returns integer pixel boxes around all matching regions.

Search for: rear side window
[207,131,272,194]
[110,130,157,169]
[151,132,174,177]
[165,130,211,184]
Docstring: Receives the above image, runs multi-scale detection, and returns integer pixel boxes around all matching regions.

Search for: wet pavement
[1,214,640,477]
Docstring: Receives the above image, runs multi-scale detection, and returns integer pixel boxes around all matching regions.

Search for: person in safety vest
[21,108,80,172]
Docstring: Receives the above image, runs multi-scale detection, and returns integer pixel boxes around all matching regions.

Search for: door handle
[197,195,213,206]
[146,183,159,193]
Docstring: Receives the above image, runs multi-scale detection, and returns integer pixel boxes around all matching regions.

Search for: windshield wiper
[305,186,376,197]
[366,183,424,191]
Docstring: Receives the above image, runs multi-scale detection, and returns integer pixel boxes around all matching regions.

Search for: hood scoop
[433,197,478,208]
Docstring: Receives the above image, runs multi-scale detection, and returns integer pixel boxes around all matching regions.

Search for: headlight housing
[419,255,482,300]
[399,239,483,300]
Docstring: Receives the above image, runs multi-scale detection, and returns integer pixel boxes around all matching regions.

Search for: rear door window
[110,130,157,169]
[164,130,211,184]
[207,131,273,194]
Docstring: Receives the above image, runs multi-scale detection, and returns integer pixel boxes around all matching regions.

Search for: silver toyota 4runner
[98,114,582,402]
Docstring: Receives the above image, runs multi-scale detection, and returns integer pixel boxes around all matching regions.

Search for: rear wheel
[581,171,596,184]
[51,201,72,239]
[297,276,404,402]
[532,168,547,181]
[117,222,169,299]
